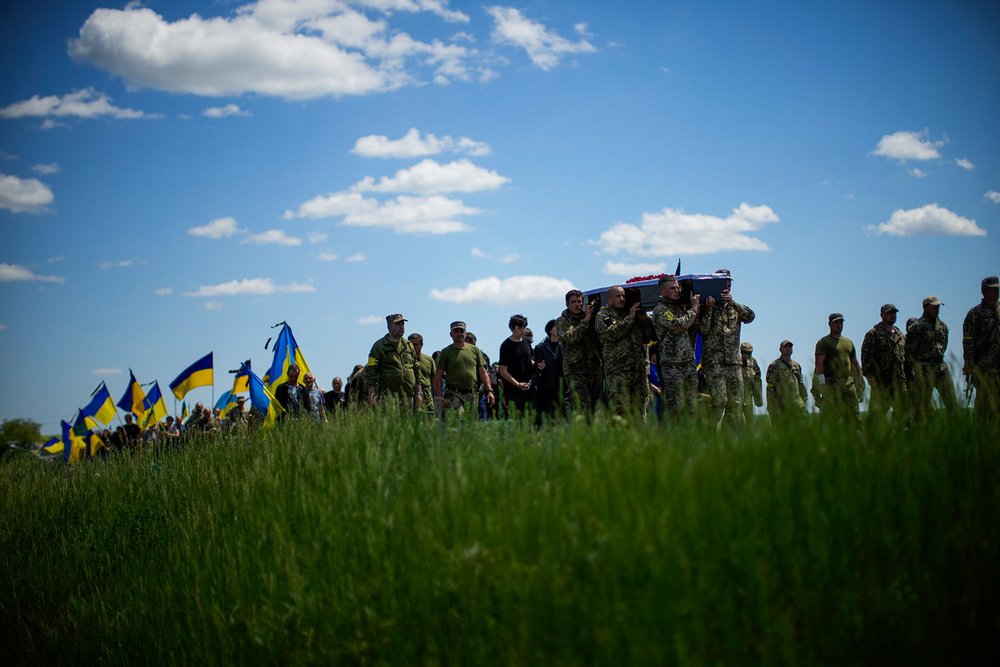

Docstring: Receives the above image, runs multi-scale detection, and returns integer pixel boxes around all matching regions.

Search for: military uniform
[415,352,437,414]
[364,334,420,406]
[596,304,652,418]
[436,343,488,416]
[861,322,907,415]
[556,307,603,413]
[765,356,807,421]
[739,347,763,424]
[963,279,1000,419]
[813,332,861,423]
[698,300,755,428]
[905,311,958,417]
[651,296,699,414]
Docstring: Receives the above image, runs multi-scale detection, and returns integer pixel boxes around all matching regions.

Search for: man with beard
[861,304,907,417]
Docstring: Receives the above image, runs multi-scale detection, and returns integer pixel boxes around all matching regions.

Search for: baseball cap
[829,312,844,323]
[780,339,793,347]
[740,342,753,352]
[450,320,467,331]
[982,276,999,288]
[880,304,899,314]
[386,313,407,324]
[922,296,943,307]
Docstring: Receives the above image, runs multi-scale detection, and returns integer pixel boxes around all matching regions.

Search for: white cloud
[0,173,54,213]
[318,251,339,261]
[430,274,574,304]
[354,0,469,23]
[358,314,382,325]
[603,261,667,277]
[908,167,929,179]
[203,103,251,118]
[155,287,173,296]
[185,278,316,297]
[288,190,479,234]
[487,6,596,71]
[31,163,62,175]
[955,158,975,171]
[99,259,137,270]
[346,252,367,262]
[592,203,779,256]
[204,301,224,311]
[0,324,6,332]
[986,190,1000,204]
[353,158,508,194]
[307,232,329,244]
[0,263,64,283]
[352,127,490,158]
[92,367,123,376]
[869,203,986,237]
[871,130,944,162]
[242,229,302,246]
[0,88,150,121]
[188,216,241,239]
[471,247,518,263]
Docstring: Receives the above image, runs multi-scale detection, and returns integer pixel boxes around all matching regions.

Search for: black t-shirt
[499,337,534,388]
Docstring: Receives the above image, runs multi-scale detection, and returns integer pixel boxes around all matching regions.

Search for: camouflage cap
[880,303,899,314]
[386,313,407,324]
[780,339,793,347]
[829,312,844,323]
[450,320,467,331]
[982,276,1000,288]
[922,296,943,307]
[740,342,753,353]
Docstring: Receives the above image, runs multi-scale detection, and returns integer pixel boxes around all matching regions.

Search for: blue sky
[2,0,998,433]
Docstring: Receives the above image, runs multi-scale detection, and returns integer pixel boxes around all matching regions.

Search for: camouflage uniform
[364,335,420,406]
[596,305,652,418]
[765,357,807,421]
[963,296,1000,420]
[651,297,699,414]
[740,350,763,424]
[905,315,958,417]
[698,301,755,428]
[556,307,603,413]
[861,323,907,415]
[415,353,437,415]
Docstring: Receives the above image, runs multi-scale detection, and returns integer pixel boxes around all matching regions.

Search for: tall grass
[2,409,998,665]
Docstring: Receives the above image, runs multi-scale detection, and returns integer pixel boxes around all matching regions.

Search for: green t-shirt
[815,334,857,384]
[436,344,486,392]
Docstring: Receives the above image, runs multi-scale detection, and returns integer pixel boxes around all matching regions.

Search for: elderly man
[814,313,863,424]
[740,342,763,424]
[907,296,958,418]
[766,340,808,423]
[698,269,756,428]
[963,276,1000,421]
[434,321,496,417]
[365,313,422,409]
[596,285,654,418]
[861,304,907,417]
[556,289,603,414]
[651,275,701,415]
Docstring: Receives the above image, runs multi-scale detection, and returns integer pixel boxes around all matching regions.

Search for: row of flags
[42,322,311,462]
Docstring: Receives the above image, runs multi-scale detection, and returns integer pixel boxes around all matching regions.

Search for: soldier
[861,304,907,417]
[408,333,437,415]
[963,276,1000,421]
[556,289,603,414]
[651,275,701,415]
[698,269,755,428]
[364,313,422,410]
[906,296,958,418]
[813,313,863,424]
[433,321,496,417]
[596,285,654,418]
[765,340,808,423]
[740,342,763,424]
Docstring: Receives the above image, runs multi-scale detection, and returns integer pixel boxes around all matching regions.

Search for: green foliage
[1,412,998,665]
[0,418,42,456]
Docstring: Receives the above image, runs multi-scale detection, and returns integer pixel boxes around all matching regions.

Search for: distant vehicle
[583,272,731,311]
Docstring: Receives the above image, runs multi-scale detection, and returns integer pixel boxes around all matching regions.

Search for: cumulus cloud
[352,127,489,158]
[471,247,518,263]
[99,259,137,270]
[0,88,150,122]
[242,229,302,246]
[353,158,508,194]
[0,262,64,283]
[871,130,944,162]
[908,167,929,179]
[430,274,574,304]
[0,173,55,213]
[185,278,316,297]
[869,203,986,237]
[592,203,779,256]
[603,260,667,277]
[986,190,1000,204]
[92,367,123,376]
[487,6,596,70]
[188,216,241,239]
[203,103,251,118]
[358,314,382,325]
[31,163,61,175]
[955,158,975,171]
[288,191,479,234]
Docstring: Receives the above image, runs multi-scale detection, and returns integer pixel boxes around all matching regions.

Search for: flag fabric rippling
[82,382,117,426]
[267,322,310,389]
[116,370,146,417]
[169,352,213,401]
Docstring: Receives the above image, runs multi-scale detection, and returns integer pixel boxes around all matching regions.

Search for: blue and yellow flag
[141,381,168,429]
[215,390,240,420]
[61,420,86,464]
[116,370,147,417]
[266,322,311,389]
[248,365,284,428]
[231,360,251,394]
[73,409,98,435]
[86,431,106,458]
[82,382,117,426]
[181,401,190,424]
[41,436,63,456]
[169,352,213,401]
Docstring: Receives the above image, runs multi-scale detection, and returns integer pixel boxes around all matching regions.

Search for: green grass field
[2,410,998,665]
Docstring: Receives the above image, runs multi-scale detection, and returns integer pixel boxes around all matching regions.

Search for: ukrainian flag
[82,382,117,426]
[266,322,311,389]
[87,431,106,458]
[215,390,239,419]
[169,352,213,401]
[116,370,147,417]
[141,382,168,429]
[248,366,284,428]
[61,420,86,464]
[41,436,63,456]
[181,401,190,424]
[73,409,98,435]
[231,360,251,394]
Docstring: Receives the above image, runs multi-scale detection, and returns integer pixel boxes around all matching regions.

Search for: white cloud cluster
[188,216,301,246]
[155,288,173,296]
[870,204,986,237]
[430,274,574,304]
[487,6,596,70]
[0,262,64,283]
[358,314,383,325]
[603,261,667,277]
[203,103,251,118]
[346,253,367,262]
[352,128,490,158]
[188,216,241,239]
[955,158,975,171]
[99,259,137,270]
[986,190,1000,204]
[185,278,316,297]
[353,159,508,194]
[31,163,62,175]
[871,130,944,162]
[242,229,302,246]
[0,173,55,213]
[471,247,518,263]
[593,203,779,257]
[0,88,150,123]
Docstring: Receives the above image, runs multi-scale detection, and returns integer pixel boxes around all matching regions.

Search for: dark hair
[544,319,557,336]
[565,289,583,305]
[407,333,423,344]
[509,314,528,331]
